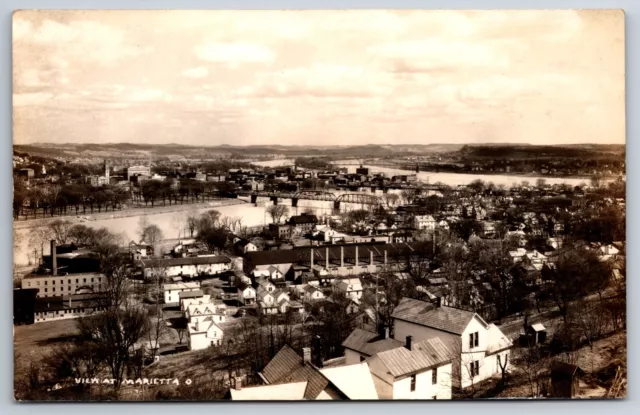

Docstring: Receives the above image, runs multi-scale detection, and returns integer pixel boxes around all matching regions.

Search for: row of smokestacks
[308,246,389,269]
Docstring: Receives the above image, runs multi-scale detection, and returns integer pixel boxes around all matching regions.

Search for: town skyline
[13,9,625,147]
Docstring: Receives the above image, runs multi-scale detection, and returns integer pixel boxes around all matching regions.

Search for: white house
[304,285,325,302]
[237,282,257,305]
[186,302,227,325]
[413,215,436,231]
[187,318,226,350]
[140,256,232,279]
[163,281,201,306]
[178,290,205,310]
[334,278,364,301]
[366,336,453,400]
[181,295,212,310]
[391,297,512,389]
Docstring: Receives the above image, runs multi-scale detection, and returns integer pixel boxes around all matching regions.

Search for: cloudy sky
[13,10,625,146]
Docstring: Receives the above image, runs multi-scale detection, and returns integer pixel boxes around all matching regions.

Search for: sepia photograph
[12,9,626,401]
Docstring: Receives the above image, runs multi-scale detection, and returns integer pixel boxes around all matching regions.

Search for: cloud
[182,66,209,79]
[12,18,32,41]
[368,39,511,73]
[194,42,276,65]
[13,92,54,106]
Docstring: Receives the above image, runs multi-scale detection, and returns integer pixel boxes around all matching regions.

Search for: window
[83,278,86,283]
[432,368,438,385]
[68,279,71,284]
[52,280,55,284]
[91,278,94,283]
[37,282,40,286]
[44,288,48,293]
[470,361,480,377]
[469,332,479,349]
[44,281,48,286]
[53,288,56,292]
[76,279,79,283]
[410,374,416,392]
[27,282,31,287]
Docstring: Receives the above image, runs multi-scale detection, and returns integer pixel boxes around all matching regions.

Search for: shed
[550,362,585,398]
[526,323,547,345]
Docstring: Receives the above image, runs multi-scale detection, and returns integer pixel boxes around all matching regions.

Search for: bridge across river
[236,184,450,210]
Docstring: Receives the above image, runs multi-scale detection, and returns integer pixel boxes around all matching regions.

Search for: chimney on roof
[325,247,329,269]
[302,347,312,365]
[50,240,57,276]
[405,335,413,351]
[355,245,359,267]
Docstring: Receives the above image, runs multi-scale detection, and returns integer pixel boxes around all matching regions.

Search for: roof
[164,281,200,291]
[289,215,318,225]
[319,363,378,400]
[260,345,339,400]
[551,362,585,377]
[245,242,420,268]
[341,328,403,357]
[261,345,304,384]
[230,382,308,401]
[391,297,486,335]
[529,323,546,332]
[179,290,204,299]
[139,255,231,268]
[374,337,453,378]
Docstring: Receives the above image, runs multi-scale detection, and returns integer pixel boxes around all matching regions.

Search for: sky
[12,10,625,146]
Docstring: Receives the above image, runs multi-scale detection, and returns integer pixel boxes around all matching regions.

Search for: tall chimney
[355,246,359,267]
[405,335,413,351]
[310,248,314,268]
[340,246,344,267]
[50,240,57,276]
[234,376,242,390]
[302,347,312,365]
[325,247,329,269]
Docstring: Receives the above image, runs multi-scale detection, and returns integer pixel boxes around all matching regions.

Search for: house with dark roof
[233,345,378,400]
[288,213,319,234]
[342,328,403,365]
[390,297,512,389]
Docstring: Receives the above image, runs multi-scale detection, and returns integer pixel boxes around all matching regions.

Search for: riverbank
[13,199,247,230]
[365,163,621,182]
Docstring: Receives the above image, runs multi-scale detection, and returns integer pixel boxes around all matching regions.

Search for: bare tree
[141,224,164,256]
[29,226,53,262]
[186,209,199,238]
[516,345,550,398]
[266,204,289,224]
[445,338,485,399]
[48,219,74,245]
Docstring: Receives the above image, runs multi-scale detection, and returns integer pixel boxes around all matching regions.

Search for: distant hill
[14,142,624,161]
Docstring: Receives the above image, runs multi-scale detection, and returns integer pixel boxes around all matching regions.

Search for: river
[13,160,594,267]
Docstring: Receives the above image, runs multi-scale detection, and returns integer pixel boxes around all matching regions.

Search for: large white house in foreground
[390,297,513,389]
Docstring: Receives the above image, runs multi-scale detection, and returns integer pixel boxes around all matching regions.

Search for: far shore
[13,199,247,230]
[364,163,622,181]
